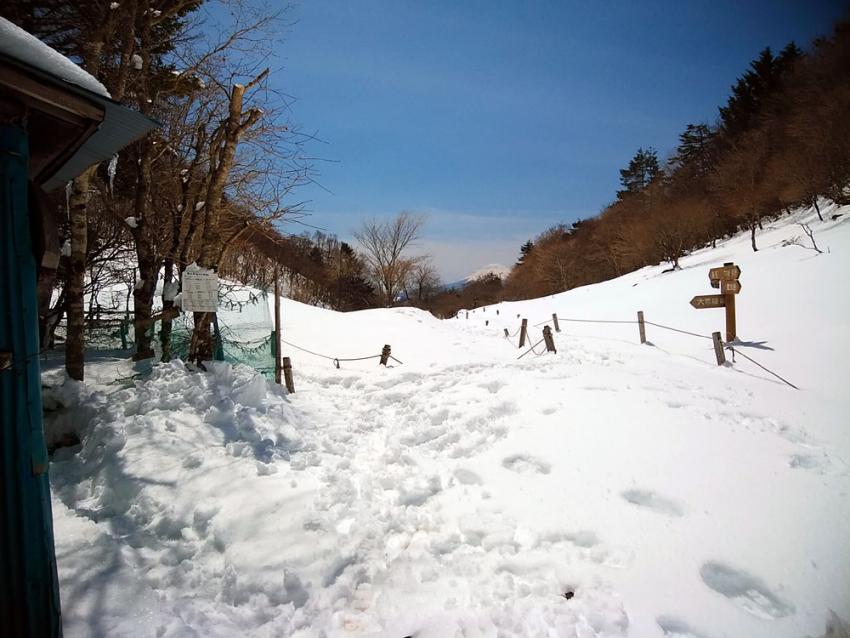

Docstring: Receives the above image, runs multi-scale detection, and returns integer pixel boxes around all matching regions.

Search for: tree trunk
[131,141,157,361]
[190,312,214,363]
[133,252,157,360]
[812,197,823,222]
[65,167,95,380]
[190,77,264,364]
[41,290,65,350]
[750,221,758,252]
[160,258,176,362]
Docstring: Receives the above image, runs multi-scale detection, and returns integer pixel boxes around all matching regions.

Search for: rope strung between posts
[532,315,713,341]
[644,321,713,341]
[517,338,546,360]
[278,337,401,368]
[535,317,637,327]
[725,345,799,390]
[520,312,799,390]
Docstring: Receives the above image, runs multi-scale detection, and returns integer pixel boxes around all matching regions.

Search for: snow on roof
[0,16,110,97]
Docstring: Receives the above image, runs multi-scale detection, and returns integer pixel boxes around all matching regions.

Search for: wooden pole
[552,313,560,332]
[725,292,736,343]
[712,332,726,366]
[282,356,295,392]
[723,261,737,343]
[637,310,646,344]
[543,325,557,353]
[519,318,528,348]
[274,267,281,385]
[380,344,391,366]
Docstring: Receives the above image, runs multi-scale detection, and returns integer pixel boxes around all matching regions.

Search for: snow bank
[0,17,109,97]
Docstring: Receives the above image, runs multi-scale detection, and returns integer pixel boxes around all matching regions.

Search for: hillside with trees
[490,18,850,305]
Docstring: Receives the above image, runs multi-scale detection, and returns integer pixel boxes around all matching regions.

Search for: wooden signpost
[690,261,741,342]
[690,294,726,309]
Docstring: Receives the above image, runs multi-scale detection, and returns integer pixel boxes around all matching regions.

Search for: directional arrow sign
[708,265,741,281]
[690,294,726,309]
[721,279,741,294]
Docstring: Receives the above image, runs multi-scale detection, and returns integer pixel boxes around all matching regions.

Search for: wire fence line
[644,321,713,341]
[534,317,635,327]
[517,338,547,360]
[278,337,402,368]
[726,345,798,390]
[504,312,798,390]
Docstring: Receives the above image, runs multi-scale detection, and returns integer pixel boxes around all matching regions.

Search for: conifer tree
[672,124,716,177]
[617,147,660,200]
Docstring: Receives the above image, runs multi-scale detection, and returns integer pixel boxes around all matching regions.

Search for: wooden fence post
[552,313,560,332]
[274,268,282,384]
[543,325,557,353]
[637,310,646,344]
[282,356,295,392]
[712,332,726,366]
[380,344,391,366]
[725,291,736,343]
[519,318,528,348]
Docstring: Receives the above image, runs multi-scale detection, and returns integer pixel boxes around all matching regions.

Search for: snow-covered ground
[45,205,850,637]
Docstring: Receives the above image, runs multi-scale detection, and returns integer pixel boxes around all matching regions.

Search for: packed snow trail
[46,206,850,637]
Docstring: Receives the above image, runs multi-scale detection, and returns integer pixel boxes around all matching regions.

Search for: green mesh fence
[56,285,277,378]
[156,286,276,377]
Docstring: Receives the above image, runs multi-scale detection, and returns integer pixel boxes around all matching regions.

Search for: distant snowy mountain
[465,263,511,282]
[445,263,511,289]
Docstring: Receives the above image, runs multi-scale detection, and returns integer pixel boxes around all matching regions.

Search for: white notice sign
[181,264,219,312]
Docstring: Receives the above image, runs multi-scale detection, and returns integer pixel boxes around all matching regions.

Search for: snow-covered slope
[46,204,850,637]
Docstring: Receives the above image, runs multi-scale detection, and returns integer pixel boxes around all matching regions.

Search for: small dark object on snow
[562,591,575,600]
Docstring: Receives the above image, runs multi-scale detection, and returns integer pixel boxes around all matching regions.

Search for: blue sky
[259,1,843,280]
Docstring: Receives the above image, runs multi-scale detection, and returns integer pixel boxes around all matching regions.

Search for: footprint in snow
[502,454,551,475]
[656,615,712,638]
[789,453,826,471]
[453,467,482,485]
[699,561,795,620]
[621,488,685,517]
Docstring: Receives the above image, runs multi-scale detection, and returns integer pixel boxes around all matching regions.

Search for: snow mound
[0,17,110,97]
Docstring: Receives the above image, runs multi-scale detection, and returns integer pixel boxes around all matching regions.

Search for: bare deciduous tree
[354,212,424,305]
[404,257,441,304]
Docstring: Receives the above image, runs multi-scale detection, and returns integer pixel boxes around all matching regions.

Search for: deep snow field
[44,205,850,637]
